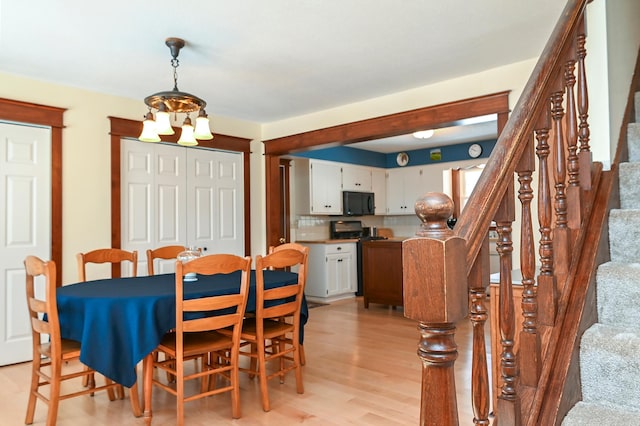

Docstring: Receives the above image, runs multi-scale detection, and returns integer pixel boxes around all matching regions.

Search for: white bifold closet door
[121,139,244,276]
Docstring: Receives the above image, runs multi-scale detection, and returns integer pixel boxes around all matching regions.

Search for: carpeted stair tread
[608,209,640,262]
[619,162,640,208]
[562,401,640,426]
[579,323,640,410]
[563,91,640,425]
[596,261,640,328]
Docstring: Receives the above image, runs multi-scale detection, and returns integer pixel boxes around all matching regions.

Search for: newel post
[403,193,468,426]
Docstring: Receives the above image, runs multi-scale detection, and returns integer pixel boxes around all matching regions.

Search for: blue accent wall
[292,139,497,168]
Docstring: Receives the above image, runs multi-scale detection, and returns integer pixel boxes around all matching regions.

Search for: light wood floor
[0,297,492,425]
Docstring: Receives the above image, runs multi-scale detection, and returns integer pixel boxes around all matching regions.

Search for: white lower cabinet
[303,242,357,302]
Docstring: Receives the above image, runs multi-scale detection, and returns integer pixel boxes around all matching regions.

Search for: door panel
[0,123,51,365]
[121,142,244,273]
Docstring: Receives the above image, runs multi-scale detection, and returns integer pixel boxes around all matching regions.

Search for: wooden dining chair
[237,245,309,412]
[146,245,187,275]
[268,242,309,365]
[75,247,141,410]
[24,255,120,426]
[143,254,252,425]
[76,247,138,281]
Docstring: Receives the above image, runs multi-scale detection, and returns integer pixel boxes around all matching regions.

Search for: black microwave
[342,191,375,216]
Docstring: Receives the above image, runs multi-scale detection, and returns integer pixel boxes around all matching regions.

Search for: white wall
[0,72,261,283]
[262,58,538,140]
[586,0,640,168]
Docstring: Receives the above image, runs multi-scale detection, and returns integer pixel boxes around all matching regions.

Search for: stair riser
[579,324,640,410]
[619,162,640,208]
[608,210,640,262]
[596,262,640,328]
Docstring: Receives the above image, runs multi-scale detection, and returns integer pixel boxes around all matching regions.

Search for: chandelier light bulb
[194,110,214,140]
[177,116,198,146]
[138,111,161,142]
[155,105,175,135]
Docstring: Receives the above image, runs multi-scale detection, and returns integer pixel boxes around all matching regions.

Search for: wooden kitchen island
[362,239,403,308]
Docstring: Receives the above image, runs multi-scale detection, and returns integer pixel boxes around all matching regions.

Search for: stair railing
[402,0,594,424]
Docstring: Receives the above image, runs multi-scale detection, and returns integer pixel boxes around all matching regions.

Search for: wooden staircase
[401,0,640,424]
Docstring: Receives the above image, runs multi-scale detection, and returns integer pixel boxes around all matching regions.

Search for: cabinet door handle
[338,259,343,262]
[337,247,342,250]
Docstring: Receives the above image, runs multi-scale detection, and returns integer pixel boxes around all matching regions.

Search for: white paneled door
[0,123,51,365]
[121,140,244,275]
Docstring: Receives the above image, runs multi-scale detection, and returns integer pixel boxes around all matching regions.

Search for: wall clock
[468,143,483,158]
[396,152,409,166]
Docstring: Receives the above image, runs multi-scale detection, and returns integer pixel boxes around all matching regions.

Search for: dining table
[56,270,307,389]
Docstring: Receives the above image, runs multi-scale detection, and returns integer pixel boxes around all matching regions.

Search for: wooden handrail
[456,0,588,273]
[402,0,596,425]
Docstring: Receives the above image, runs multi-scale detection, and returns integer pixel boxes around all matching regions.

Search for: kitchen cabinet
[303,242,357,301]
[386,166,426,215]
[362,240,403,308]
[294,158,342,215]
[371,167,387,216]
[342,164,372,192]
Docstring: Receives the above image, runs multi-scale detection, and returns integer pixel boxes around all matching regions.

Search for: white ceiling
[0,0,565,149]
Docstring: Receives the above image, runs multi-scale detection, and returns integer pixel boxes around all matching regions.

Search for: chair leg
[105,378,117,401]
[47,361,63,426]
[230,353,241,419]
[25,357,41,425]
[128,380,143,417]
[299,344,306,366]
[294,342,304,394]
[248,343,258,380]
[142,354,154,421]
[257,339,271,412]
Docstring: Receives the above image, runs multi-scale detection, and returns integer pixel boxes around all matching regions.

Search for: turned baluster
[576,15,592,191]
[516,137,541,386]
[551,82,571,285]
[403,193,467,426]
[495,183,520,426]
[469,238,490,426]
[535,103,558,326]
[564,39,582,232]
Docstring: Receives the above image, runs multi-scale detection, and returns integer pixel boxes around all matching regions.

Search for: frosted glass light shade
[138,113,161,142]
[177,117,197,146]
[155,110,175,135]
[194,111,213,140]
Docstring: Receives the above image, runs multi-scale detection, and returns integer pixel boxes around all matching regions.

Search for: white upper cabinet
[342,164,372,192]
[294,158,343,215]
[386,166,426,215]
[371,167,387,216]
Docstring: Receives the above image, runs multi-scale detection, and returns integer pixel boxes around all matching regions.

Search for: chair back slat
[77,248,138,281]
[146,245,188,275]
[175,254,251,338]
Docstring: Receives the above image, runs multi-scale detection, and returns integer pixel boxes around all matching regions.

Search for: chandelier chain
[171,58,180,91]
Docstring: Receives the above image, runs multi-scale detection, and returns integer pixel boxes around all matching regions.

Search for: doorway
[262,92,511,248]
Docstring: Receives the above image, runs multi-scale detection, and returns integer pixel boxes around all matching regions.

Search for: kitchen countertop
[296,237,409,244]
[296,239,359,244]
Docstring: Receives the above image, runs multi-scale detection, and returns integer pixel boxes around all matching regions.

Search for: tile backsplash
[292,214,422,241]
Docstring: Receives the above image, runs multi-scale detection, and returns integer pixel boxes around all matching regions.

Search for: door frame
[262,91,511,248]
[108,116,253,275]
[0,98,65,283]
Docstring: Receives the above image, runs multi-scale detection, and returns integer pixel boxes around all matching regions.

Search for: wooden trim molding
[0,97,66,284]
[108,116,253,256]
[262,92,511,248]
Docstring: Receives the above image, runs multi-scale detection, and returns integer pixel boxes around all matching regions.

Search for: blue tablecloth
[56,270,306,387]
